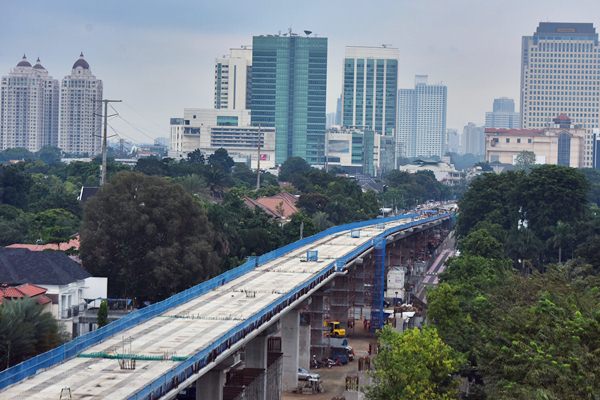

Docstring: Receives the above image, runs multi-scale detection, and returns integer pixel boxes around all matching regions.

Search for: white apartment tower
[0,55,59,151]
[521,23,600,130]
[396,75,447,162]
[59,53,103,155]
[214,46,252,110]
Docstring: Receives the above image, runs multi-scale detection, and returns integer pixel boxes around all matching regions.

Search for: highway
[0,212,448,399]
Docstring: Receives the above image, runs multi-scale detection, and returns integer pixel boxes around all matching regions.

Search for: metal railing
[0,212,451,394]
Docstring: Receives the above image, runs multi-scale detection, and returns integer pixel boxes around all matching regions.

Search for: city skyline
[2,0,599,143]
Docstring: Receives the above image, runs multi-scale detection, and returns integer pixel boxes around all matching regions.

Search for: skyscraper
[59,53,103,155]
[0,55,59,151]
[251,32,327,165]
[396,75,447,161]
[214,46,252,110]
[462,122,485,156]
[485,97,520,129]
[342,46,398,136]
[521,22,600,132]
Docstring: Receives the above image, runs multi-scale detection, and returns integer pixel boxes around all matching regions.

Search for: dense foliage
[427,164,600,399]
[0,298,63,370]
[368,326,464,400]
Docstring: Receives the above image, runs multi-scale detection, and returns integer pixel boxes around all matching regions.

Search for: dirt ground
[283,325,375,400]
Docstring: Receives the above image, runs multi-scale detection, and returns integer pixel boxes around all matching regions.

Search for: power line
[120,101,165,132]
[115,113,156,142]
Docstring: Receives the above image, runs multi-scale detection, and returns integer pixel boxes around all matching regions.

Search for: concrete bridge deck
[0,211,452,400]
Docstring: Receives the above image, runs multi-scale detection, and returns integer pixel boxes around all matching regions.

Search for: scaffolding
[370,237,386,333]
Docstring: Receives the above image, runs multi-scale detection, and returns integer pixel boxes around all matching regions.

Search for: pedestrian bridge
[0,209,453,400]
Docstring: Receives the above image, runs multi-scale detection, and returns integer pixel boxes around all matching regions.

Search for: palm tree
[0,298,62,370]
[549,221,570,264]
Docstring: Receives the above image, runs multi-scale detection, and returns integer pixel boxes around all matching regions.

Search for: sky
[1,0,600,143]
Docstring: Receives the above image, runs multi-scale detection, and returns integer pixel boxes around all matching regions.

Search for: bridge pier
[281,309,300,391]
[195,369,226,400]
[245,335,268,400]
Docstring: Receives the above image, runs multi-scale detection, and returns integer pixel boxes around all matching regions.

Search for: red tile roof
[485,128,545,136]
[0,283,51,305]
[7,238,80,252]
[243,192,299,219]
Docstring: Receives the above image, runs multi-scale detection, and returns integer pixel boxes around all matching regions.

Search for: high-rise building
[396,75,447,161]
[462,122,485,156]
[445,128,460,154]
[59,53,103,155]
[251,32,327,165]
[335,95,342,126]
[0,55,59,151]
[485,97,520,129]
[342,46,398,136]
[214,46,252,110]
[521,22,600,132]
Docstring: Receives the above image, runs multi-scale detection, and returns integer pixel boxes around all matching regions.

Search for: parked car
[298,367,320,381]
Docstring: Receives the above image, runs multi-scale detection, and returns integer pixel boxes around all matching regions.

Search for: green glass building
[342,46,398,136]
[251,33,327,165]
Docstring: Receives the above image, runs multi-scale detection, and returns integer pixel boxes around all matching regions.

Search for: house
[0,248,107,338]
[243,192,299,220]
[0,283,53,313]
[7,237,80,252]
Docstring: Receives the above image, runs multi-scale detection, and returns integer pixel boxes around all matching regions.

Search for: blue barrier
[0,211,450,394]
[126,212,451,400]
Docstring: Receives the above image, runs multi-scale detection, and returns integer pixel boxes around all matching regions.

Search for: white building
[397,75,447,162]
[214,46,252,110]
[59,53,103,156]
[521,23,600,134]
[462,122,485,156]
[398,158,463,186]
[0,55,59,151]
[169,108,275,169]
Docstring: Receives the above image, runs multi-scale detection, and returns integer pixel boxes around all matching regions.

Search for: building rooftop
[7,237,80,252]
[72,52,90,70]
[0,248,90,286]
[16,54,31,67]
[243,192,299,219]
[0,283,52,305]
[485,128,545,136]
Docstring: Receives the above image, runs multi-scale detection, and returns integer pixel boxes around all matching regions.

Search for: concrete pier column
[298,319,311,370]
[196,369,226,400]
[245,335,268,400]
[281,309,300,391]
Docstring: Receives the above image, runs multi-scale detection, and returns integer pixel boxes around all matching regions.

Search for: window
[506,138,510,143]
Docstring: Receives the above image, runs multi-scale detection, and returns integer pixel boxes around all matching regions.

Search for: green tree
[459,228,504,259]
[514,150,536,170]
[278,156,311,182]
[97,300,108,328]
[30,208,80,245]
[207,148,234,173]
[80,172,220,303]
[35,146,62,165]
[367,326,463,400]
[0,298,63,370]
[187,148,205,164]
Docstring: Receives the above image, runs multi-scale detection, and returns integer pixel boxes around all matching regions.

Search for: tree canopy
[80,172,220,303]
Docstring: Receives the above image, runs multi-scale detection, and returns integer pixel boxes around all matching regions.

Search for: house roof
[78,186,99,202]
[243,192,299,219]
[7,237,80,252]
[0,248,91,286]
[0,283,52,305]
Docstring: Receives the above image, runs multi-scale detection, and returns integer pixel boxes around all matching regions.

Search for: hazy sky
[1,0,599,142]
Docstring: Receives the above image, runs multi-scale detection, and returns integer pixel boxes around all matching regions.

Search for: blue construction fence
[0,211,451,394]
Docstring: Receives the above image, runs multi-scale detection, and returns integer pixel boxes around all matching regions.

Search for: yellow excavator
[324,321,346,338]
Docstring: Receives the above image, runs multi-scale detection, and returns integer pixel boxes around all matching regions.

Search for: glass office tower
[342,46,398,136]
[251,33,327,165]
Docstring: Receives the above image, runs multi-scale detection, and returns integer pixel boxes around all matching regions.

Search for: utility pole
[99,99,122,186]
[255,124,262,191]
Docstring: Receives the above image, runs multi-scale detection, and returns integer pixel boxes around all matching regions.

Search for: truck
[324,321,346,338]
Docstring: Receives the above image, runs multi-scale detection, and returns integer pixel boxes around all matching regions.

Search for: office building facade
[342,46,398,136]
[214,46,252,110]
[0,56,59,151]
[521,22,600,134]
[396,75,447,161]
[251,33,327,165]
[59,53,103,155]
[485,97,520,129]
